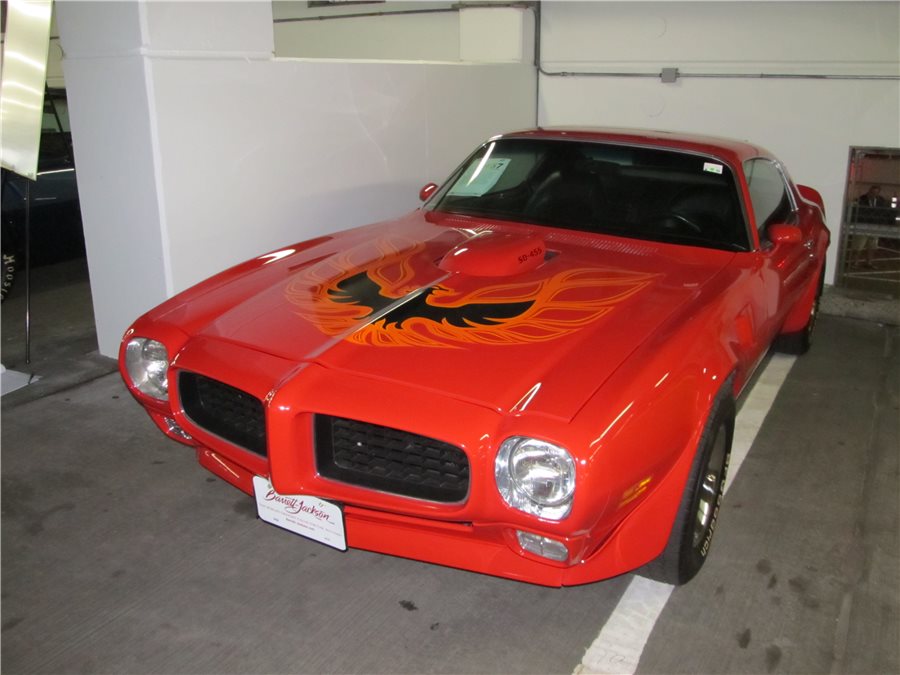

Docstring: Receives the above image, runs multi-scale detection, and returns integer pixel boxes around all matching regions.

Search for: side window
[744,158,794,233]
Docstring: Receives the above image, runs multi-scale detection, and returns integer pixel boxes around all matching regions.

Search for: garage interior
[2,2,899,673]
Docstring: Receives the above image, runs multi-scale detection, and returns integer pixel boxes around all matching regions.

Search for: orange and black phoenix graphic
[328,271,535,331]
[286,236,657,348]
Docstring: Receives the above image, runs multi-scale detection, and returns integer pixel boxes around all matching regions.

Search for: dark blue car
[1,89,85,301]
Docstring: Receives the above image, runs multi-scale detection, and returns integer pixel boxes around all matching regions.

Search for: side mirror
[768,224,802,244]
[419,182,438,202]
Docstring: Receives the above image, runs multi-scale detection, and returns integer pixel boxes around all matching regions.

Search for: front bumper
[198,443,633,587]
[126,335,662,587]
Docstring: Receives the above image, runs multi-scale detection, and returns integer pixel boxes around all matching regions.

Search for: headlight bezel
[495,436,576,521]
[124,337,170,401]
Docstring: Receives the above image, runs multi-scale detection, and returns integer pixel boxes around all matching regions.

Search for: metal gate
[836,147,900,296]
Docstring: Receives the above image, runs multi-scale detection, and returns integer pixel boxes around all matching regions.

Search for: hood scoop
[439,231,549,277]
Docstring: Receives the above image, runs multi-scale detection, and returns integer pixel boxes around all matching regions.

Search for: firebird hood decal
[285,234,657,349]
[329,272,536,334]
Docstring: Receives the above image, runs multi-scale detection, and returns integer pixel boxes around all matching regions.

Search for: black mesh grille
[314,415,469,503]
[179,372,266,456]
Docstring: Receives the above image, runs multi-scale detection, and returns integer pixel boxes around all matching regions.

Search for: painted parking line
[575,353,798,675]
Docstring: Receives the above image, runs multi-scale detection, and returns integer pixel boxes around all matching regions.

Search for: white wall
[152,59,535,290]
[56,1,536,357]
[539,1,900,284]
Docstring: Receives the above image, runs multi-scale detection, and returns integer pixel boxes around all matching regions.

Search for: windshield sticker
[448,158,511,197]
[703,162,724,175]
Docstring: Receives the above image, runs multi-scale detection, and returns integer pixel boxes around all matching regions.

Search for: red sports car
[120,128,829,586]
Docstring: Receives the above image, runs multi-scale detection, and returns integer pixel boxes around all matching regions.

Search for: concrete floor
[1,259,116,404]
[2,261,898,674]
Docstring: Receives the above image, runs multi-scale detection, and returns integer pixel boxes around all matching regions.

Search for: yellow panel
[1,0,53,180]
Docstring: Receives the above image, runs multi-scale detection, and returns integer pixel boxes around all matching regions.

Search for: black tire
[641,390,734,585]
[0,249,16,302]
[775,267,825,355]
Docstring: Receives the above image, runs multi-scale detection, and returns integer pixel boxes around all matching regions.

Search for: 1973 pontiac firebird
[120,128,829,586]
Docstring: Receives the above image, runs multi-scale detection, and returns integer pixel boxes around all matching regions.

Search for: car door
[745,157,814,322]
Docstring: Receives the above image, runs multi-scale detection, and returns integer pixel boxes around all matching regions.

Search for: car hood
[175,211,734,421]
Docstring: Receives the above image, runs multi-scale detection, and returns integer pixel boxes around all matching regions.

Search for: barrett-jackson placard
[253,477,346,551]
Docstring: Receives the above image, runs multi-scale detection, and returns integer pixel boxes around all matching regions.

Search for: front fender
[568,299,739,575]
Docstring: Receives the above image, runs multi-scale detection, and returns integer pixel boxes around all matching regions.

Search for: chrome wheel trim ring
[692,425,728,550]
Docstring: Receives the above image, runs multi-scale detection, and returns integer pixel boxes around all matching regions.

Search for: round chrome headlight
[495,437,576,520]
[124,337,169,400]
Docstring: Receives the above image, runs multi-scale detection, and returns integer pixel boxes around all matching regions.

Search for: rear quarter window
[744,158,794,231]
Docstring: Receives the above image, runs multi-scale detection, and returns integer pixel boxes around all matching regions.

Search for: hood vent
[439,231,549,277]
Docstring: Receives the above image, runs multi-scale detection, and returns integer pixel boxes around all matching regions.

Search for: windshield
[429,138,750,251]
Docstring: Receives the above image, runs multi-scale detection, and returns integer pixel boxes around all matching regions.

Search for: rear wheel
[641,392,734,585]
[776,267,825,355]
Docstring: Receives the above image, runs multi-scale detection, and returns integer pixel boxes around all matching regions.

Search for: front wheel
[641,393,734,585]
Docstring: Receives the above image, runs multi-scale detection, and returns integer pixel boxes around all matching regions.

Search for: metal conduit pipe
[274,9,458,23]
[537,67,900,82]
[273,2,534,24]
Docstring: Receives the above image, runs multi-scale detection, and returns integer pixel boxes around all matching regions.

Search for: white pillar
[55,1,273,357]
